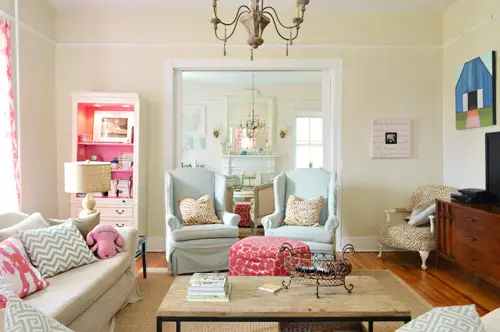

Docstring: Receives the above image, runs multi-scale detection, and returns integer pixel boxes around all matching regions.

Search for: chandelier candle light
[240,72,267,139]
[211,0,310,60]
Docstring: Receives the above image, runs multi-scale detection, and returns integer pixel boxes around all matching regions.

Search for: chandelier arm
[262,6,304,29]
[213,5,251,27]
[213,9,250,42]
[262,11,301,41]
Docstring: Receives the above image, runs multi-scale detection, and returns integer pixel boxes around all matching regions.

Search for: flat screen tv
[486,131,500,201]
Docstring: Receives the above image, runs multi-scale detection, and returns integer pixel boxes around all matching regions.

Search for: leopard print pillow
[282,195,324,226]
[179,195,222,226]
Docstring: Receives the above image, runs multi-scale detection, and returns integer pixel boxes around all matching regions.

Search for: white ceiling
[182,71,323,85]
[46,0,456,13]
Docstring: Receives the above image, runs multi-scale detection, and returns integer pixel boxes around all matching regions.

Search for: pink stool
[228,236,311,276]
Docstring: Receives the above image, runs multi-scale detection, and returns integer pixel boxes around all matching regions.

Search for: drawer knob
[464,217,476,222]
[466,256,476,262]
[115,223,125,227]
[116,209,125,215]
[464,236,476,242]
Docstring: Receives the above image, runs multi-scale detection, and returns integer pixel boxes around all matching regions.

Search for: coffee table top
[157,275,410,319]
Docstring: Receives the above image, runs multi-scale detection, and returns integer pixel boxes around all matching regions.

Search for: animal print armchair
[378,185,457,270]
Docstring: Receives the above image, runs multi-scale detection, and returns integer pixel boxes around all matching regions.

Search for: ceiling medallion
[210,0,310,60]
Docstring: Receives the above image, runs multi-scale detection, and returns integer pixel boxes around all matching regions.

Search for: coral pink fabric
[0,18,20,212]
[0,236,50,308]
[228,236,311,276]
[235,202,251,227]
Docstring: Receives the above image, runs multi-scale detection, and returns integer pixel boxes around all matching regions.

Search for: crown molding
[443,11,500,47]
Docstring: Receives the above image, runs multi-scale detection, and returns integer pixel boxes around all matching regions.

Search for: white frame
[164,58,343,251]
[370,119,411,158]
[92,110,134,143]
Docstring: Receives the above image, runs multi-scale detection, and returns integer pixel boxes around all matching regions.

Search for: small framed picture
[385,132,397,145]
[93,111,134,143]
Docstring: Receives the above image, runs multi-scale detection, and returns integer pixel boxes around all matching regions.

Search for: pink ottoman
[228,236,311,276]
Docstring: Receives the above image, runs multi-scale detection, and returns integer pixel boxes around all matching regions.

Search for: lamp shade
[64,161,111,193]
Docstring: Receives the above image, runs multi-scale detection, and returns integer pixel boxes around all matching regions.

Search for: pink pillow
[0,236,50,308]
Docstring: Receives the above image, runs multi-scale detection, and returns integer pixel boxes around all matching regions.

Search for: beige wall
[55,11,443,249]
[0,0,57,217]
[442,0,500,189]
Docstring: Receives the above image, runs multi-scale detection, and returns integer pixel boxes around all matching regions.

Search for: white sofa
[0,212,141,332]
[482,308,500,332]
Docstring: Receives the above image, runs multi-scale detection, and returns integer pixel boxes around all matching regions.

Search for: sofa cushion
[171,224,239,242]
[19,222,98,278]
[4,295,73,332]
[48,212,100,239]
[0,236,50,308]
[380,223,436,252]
[266,226,333,244]
[0,213,49,242]
[17,252,129,327]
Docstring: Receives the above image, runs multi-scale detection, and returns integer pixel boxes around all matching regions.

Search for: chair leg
[377,242,384,258]
[419,251,430,270]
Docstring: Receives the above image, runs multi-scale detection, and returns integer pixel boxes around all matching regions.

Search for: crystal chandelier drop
[240,72,266,139]
[210,0,310,60]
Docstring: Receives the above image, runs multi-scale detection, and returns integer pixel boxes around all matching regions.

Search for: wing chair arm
[325,216,340,233]
[221,211,241,227]
[429,215,435,233]
[384,208,412,223]
[261,211,284,230]
[166,214,181,232]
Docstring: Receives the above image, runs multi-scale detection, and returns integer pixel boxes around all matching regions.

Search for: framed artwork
[371,119,411,158]
[181,105,207,150]
[455,51,496,130]
[93,111,134,143]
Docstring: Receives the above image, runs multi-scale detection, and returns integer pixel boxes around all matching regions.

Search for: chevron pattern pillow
[4,295,73,332]
[397,305,485,332]
[19,222,97,278]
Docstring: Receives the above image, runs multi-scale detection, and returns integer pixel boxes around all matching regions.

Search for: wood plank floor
[136,251,500,316]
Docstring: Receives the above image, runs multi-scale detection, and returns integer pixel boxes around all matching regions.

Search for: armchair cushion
[179,195,221,226]
[380,224,436,252]
[282,195,324,226]
[171,224,239,242]
[266,226,333,244]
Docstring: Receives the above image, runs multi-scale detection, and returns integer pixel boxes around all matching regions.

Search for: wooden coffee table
[156,275,411,332]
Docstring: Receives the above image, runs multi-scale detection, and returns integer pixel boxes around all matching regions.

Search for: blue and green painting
[455,51,496,130]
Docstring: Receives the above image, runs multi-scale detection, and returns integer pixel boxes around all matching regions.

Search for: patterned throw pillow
[179,195,222,226]
[18,222,97,278]
[397,305,486,332]
[4,295,74,332]
[0,236,50,308]
[282,195,324,226]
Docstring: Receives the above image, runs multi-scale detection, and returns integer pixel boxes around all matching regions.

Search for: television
[485,131,500,201]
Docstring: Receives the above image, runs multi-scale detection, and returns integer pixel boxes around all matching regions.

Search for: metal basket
[280,243,356,298]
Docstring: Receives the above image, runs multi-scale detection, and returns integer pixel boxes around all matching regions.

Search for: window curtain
[0,18,20,212]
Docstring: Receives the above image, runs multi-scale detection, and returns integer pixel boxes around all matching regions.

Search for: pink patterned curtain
[236,127,243,149]
[0,18,20,212]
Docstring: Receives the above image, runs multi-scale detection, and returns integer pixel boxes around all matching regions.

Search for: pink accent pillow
[0,236,50,308]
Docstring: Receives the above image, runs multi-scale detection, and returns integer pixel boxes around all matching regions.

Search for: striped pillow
[18,222,97,278]
[179,195,222,226]
[282,195,324,226]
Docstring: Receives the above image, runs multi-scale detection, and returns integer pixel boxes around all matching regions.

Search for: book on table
[187,273,231,302]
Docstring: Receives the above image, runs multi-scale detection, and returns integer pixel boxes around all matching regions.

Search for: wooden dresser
[436,199,500,286]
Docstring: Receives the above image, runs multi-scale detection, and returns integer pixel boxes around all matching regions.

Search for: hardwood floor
[135,251,500,316]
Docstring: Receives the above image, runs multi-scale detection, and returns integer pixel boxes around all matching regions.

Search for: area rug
[115,269,431,332]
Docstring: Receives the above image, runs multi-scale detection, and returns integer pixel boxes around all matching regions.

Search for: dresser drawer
[99,206,134,219]
[453,206,500,234]
[455,225,499,257]
[101,220,133,229]
[455,244,490,275]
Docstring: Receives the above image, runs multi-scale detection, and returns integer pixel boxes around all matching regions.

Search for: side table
[135,236,148,278]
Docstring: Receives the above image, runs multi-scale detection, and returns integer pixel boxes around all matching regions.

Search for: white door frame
[164,59,343,250]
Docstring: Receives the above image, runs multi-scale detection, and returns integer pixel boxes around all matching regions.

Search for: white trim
[145,236,166,252]
[339,236,380,252]
[58,41,441,50]
[0,9,55,46]
[444,11,500,47]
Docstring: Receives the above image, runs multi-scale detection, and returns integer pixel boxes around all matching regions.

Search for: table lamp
[64,161,111,217]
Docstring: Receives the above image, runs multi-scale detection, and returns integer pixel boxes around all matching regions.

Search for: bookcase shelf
[71,92,147,235]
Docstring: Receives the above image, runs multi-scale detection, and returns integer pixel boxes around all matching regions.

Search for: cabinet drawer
[101,220,133,229]
[99,206,134,219]
[455,226,498,257]
[455,244,490,275]
[454,206,500,234]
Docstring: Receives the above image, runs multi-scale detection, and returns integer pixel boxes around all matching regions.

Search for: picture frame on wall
[370,119,411,158]
[93,111,134,143]
[181,105,207,150]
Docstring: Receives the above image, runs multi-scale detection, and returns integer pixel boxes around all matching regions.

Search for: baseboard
[339,236,380,252]
[145,236,166,252]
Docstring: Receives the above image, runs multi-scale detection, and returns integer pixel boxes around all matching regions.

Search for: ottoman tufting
[228,236,311,276]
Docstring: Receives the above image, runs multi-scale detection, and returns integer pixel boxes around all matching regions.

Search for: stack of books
[119,152,133,170]
[187,273,231,302]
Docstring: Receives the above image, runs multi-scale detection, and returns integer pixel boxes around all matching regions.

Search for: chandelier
[240,72,266,138]
[210,0,310,60]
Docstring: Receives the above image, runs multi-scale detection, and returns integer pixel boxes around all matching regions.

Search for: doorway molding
[164,58,343,250]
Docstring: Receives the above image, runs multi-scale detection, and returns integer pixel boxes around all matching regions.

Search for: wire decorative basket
[280,243,356,298]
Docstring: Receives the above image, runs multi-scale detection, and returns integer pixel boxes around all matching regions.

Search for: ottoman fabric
[235,202,252,227]
[228,236,311,276]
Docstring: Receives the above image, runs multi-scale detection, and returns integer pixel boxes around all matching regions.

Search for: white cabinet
[70,92,148,235]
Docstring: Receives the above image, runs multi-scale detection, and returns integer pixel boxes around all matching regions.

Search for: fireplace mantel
[221,154,278,176]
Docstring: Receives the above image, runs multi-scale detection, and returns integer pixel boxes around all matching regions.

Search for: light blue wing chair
[261,168,339,253]
[165,168,241,275]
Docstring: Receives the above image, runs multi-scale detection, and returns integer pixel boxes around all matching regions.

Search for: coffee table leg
[142,241,147,278]
[156,317,162,332]
[176,321,181,332]
[368,321,374,332]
